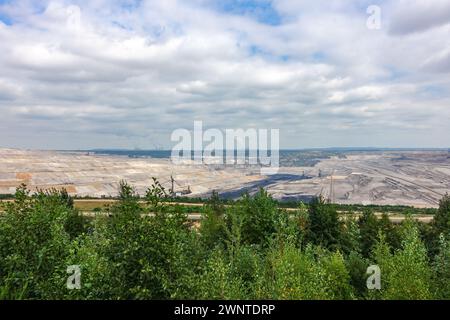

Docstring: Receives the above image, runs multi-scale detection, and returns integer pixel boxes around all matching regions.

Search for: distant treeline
[1,192,439,215]
[74,194,438,215]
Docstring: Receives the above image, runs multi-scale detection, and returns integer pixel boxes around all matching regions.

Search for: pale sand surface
[0,148,449,208]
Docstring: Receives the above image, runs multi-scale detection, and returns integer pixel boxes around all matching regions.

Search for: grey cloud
[0,0,450,149]
[388,0,450,35]
[423,49,450,73]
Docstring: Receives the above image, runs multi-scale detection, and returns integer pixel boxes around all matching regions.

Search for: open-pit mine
[0,148,449,208]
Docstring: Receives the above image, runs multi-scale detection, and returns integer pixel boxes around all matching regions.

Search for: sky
[0,0,450,150]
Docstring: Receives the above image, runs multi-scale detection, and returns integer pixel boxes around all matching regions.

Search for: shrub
[373,219,432,300]
[0,185,75,299]
[1,182,448,300]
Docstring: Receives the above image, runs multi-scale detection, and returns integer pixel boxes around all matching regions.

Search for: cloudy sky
[0,0,450,149]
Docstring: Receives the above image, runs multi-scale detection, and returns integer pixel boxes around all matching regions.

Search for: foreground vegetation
[0,180,449,300]
[1,193,439,216]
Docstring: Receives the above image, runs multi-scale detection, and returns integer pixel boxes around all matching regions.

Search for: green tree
[373,219,432,300]
[432,235,450,299]
[264,243,353,300]
[233,189,278,247]
[428,194,450,256]
[345,251,370,299]
[339,217,361,255]
[307,196,341,250]
[0,185,75,299]
[378,213,400,250]
[199,191,226,249]
[197,249,246,299]
[104,180,200,299]
[434,194,450,236]
[145,177,168,213]
[359,210,379,258]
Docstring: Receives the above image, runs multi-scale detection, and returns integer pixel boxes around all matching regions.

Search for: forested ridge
[0,180,449,300]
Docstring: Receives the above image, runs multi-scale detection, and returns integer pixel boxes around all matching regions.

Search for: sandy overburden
[0,148,449,208]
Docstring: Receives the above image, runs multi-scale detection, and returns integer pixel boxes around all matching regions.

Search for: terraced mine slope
[0,148,449,208]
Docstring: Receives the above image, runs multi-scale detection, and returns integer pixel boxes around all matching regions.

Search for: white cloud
[0,0,449,149]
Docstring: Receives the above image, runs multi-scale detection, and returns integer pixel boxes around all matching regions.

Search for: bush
[232,189,278,247]
[373,219,432,300]
[432,235,450,299]
[0,185,75,299]
[199,191,227,249]
[307,197,341,250]
[1,183,448,300]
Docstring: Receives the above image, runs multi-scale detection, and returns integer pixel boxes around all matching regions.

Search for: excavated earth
[0,148,449,208]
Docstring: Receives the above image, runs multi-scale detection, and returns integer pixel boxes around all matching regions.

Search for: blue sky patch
[420,85,448,99]
[248,45,290,62]
[212,0,282,25]
[120,0,143,12]
[0,0,12,25]
[312,52,327,62]
[0,13,12,25]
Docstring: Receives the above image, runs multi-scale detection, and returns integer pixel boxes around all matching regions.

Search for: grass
[1,197,438,215]
[73,199,437,214]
